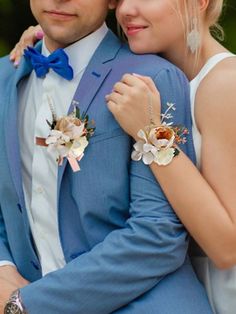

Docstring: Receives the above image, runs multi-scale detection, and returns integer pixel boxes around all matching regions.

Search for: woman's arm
[106,66,236,269]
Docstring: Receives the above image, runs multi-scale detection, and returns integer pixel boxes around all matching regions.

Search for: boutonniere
[132,102,188,166]
[36,98,95,172]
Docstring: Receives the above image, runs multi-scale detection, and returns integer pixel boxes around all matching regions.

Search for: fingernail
[35,30,44,39]
[14,60,19,67]
[132,73,142,77]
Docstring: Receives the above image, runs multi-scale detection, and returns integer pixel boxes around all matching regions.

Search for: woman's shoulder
[197,55,236,101]
[200,55,236,92]
[196,55,236,128]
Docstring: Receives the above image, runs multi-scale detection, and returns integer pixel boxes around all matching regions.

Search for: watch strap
[4,289,26,314]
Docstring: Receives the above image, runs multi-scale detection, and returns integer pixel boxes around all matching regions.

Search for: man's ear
[108,0,117,10]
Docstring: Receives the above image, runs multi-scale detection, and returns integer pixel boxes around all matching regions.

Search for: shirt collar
[42,23,108,77]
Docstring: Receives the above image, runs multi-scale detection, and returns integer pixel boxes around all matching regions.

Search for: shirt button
[36,186,44,194]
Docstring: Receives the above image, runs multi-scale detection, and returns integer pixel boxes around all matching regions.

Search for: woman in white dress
[106,1,236,313]
[10,0,236,313]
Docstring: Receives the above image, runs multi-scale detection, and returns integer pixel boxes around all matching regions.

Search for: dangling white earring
[187,18,201,53]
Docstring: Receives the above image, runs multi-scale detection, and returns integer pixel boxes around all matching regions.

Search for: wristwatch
[4,289,27,314]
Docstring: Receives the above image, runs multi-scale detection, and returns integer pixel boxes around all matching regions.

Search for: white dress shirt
[0,24,108,275]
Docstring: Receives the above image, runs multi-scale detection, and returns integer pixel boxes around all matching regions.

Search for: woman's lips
[126,25,147,36]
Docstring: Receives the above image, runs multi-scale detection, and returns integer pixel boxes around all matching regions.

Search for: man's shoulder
[0,55,17,82]
[97,30,186,80]
[117,44,184,78]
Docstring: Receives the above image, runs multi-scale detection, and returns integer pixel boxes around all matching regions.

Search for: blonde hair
[174,0,225,72]
[206,0,225,40]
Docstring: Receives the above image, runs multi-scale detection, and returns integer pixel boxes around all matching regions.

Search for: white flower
[70,136,89,158]
[131,141,145,161]
[131,140,157,165]
[45,130,70,145]
[154,148,176,166]
[55,143,70,157]
[143,152,155,165]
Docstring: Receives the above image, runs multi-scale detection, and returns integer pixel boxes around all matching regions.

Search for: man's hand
[0,266,29,313]
[0,265,29,287]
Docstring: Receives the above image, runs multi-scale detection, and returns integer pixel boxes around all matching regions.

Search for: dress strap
[190,52,236,103]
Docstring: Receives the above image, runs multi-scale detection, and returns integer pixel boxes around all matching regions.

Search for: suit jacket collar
[4,45,39,208]
[68,30,122,115]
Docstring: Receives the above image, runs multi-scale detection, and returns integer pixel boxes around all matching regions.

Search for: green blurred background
[0,0,235,57]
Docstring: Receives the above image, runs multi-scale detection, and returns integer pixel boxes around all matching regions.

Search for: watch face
[4,302,22,314]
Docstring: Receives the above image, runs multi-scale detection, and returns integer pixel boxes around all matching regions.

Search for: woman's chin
[128,41,156,55]
[128,44,149,55]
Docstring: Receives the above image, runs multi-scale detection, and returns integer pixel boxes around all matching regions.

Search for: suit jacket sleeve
[20,67,194,314]
[0,205,14,263]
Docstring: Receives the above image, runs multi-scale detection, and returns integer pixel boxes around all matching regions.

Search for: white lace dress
[190,52,236,314]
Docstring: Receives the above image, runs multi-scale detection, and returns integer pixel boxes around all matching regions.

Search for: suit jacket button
[30,260,40,270]
[70,252,84,259]
[17,203,22,213]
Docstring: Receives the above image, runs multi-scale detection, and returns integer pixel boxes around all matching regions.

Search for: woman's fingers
[10,43,25,66]
[9,25,43,66]
[120,73,148,88]
[133,74,160,95]
[35,29,44,40]
[106,100,118,115]
[112,81,131,95]
[105,73,162,139]
[106,90,124,105]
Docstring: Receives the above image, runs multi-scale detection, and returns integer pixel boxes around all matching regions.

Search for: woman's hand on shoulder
[106,73,161,140]
[10,25,44,67]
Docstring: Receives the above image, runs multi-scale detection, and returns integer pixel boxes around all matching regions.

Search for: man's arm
[0,207,29,313]
[0,206,14,264]
[20,68,192,314]
[0,265,29,313]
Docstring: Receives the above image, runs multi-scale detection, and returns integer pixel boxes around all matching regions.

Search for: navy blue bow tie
[24,46,74,80]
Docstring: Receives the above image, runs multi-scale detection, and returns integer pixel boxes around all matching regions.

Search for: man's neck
[44,37,67,52]
[44,23,108,53]
[41,23,108,78]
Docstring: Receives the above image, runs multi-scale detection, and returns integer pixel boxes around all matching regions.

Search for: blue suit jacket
[0,31,212,313]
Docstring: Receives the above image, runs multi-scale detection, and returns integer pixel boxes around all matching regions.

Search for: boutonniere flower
[131,102,188,166]
[36,99,95,172]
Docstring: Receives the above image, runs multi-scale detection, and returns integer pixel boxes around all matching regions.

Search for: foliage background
[0,0,235,57]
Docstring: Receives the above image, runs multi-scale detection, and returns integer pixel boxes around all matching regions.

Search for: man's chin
[44,34,76,51]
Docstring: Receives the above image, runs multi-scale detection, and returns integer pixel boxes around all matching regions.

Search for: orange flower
[148,126,175,150]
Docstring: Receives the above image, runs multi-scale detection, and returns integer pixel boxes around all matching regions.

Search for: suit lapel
[57,30,122,188]
[4,59,33,208]
[70,30,122,115]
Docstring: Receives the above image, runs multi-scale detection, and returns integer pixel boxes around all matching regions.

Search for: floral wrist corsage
[131,102,188,166]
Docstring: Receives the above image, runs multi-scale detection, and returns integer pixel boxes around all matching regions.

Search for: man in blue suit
[0,0,212,313]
